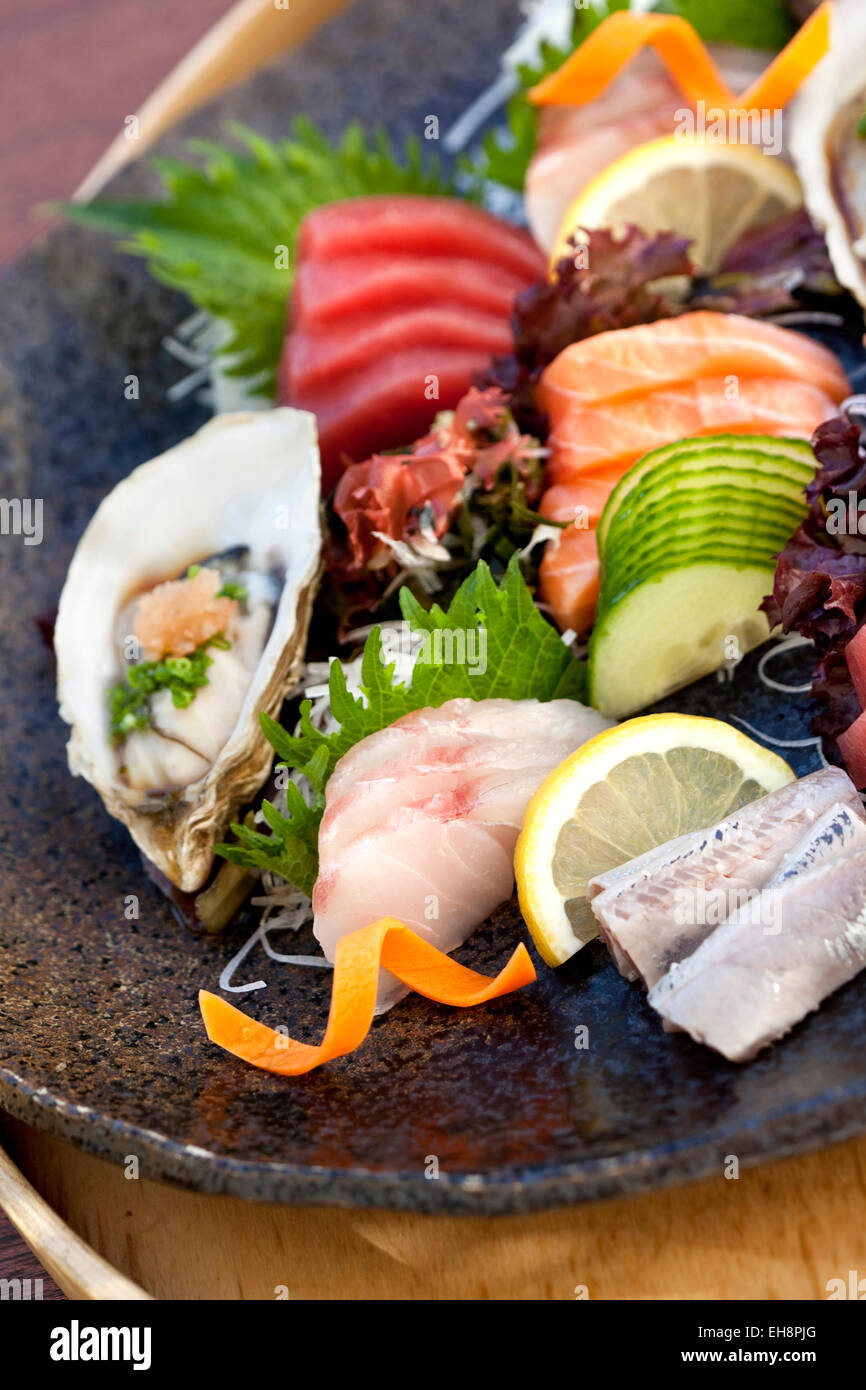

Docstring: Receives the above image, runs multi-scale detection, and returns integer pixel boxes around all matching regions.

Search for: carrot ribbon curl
[199,917,536,1076]
[530,5,831,115]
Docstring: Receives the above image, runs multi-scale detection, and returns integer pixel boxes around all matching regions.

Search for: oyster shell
[790,0,866,311]
[55,409,321,891]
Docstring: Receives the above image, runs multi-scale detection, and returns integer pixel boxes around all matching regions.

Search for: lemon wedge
[514,713,794,968]
[552,136,803,273]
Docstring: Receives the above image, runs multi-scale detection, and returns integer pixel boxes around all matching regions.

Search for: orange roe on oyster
[133,567,237,658]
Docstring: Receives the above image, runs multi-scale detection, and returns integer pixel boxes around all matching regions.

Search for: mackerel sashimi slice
[648,831,866,1063]
[313,697,614,1012]
[588,767,864,989]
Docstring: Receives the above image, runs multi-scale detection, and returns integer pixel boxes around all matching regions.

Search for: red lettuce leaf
[478,225,694,431]
[692,208,842,318]
[762,417,866,763]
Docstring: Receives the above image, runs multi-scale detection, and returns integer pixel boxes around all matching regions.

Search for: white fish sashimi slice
[524,45,770,253]
[589,767,864,987]
[648,843,866,1063]
[315,818,516,1013]
[325,697,595,798]
[313,695,614,1011]
[321,697,610,857]
[321,725,579,850]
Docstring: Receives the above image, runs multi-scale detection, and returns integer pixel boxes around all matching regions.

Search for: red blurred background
[0,0,230,266]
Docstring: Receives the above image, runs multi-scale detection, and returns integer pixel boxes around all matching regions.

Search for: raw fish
[589,767,864,988]
[543,375,842,482]
[299,348,494,483]
[283,305,513,395]
[538,313,851,410]
[313,697,613,1011]
[767,802,866,884]
[535,312,849,632]
[296,196,545,281]
[648,838,866,1063]
[525,46,772,253]
[291,257,529,328]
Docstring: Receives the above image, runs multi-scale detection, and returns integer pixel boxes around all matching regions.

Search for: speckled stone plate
[2,0,866,1213]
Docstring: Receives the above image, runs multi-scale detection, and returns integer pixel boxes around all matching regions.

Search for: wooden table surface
[3,1114,866,1300]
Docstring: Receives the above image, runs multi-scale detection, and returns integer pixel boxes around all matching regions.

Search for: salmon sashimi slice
[837,711,866,790]
[538,526,600,636]
[295,347,491,484]
[313,697,614,1012]
[291,256,531,327]
[588,767,864,989]
[282,305,513,396]
[543,375,841,482]
[539,312,851,408]
[296,195,546,282]
[539,475,619,526]
[647,833,866,1063]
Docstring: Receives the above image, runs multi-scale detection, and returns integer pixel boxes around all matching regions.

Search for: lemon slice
[552,136,803,273]
[514,714,794,968]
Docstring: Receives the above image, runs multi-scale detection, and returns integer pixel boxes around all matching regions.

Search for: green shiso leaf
[55,119,462,395]
[215,557,587,896]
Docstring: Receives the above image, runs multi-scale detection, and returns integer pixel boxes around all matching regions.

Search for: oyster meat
[55,409,321,892]
[790,0,866,312]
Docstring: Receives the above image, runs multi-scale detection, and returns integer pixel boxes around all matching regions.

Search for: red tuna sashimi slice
[282,305,513,397]
[845,624,866,709]
[313,697,613,1012]
[543,376,841,482]
[838,710,866,789]
[297,195,546,282]
[291,256,529,328]
[291,347,493,487]
[539,312,851,409]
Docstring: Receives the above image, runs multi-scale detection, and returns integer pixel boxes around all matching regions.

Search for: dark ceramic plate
[2,0,866,1214]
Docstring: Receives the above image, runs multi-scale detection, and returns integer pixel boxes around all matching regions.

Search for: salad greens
[215,557,587,895]
[652,1,796,50]
[58,120,460,393]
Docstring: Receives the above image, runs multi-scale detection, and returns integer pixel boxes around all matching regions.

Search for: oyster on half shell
[790,0,866,312]
[55,409,321,892]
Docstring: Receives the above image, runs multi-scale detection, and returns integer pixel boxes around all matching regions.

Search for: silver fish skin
[767,802,866,885]
[647,842,866,1063]
[588,767,864,988]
